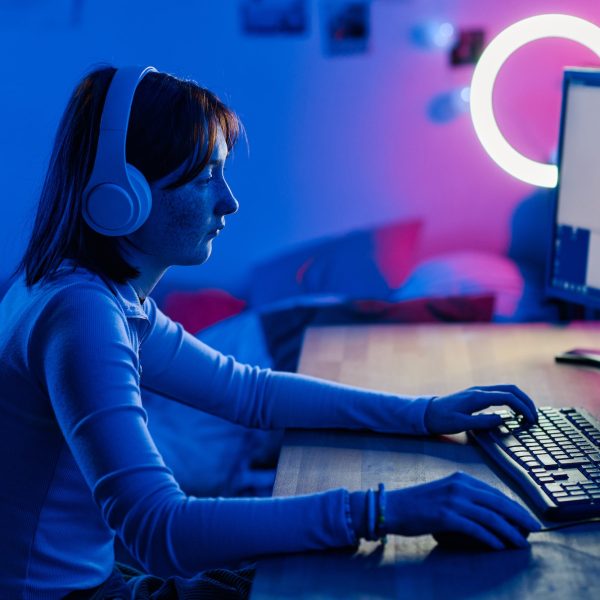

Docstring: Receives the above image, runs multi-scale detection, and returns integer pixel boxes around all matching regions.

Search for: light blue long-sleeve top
[0,258,432,598]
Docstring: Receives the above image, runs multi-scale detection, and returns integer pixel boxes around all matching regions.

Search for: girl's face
[124,126,238,267]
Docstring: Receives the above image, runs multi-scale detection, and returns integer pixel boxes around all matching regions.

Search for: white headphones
[82,65,157,237]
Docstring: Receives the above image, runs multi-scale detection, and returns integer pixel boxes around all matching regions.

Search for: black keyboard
[468,407,600,520]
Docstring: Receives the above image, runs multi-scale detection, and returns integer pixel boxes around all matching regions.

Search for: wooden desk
[251,323,600,599]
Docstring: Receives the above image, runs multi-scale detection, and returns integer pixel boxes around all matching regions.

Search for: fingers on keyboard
[482,384,537,422]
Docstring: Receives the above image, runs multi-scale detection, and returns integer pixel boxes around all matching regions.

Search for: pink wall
[287,0,600,264]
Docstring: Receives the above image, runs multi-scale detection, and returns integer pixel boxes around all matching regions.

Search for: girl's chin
[196,244,212,262]
[175,245,212,266]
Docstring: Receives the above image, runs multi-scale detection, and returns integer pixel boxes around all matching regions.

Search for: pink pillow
[298,219,424,297]
[352,294,495,323]
[162,289,247,334]
[250,219,423,306]
[393,251,524,318]
[373,220,423,288]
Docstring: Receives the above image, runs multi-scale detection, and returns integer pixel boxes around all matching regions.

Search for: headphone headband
[82,65,157,237]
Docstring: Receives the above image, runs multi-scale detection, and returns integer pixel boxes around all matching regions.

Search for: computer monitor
[546,68,600,311]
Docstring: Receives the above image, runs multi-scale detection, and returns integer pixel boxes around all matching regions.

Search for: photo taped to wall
[239,0,308,35]
[321,0,371,56]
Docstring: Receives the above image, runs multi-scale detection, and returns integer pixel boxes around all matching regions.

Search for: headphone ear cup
[82,183,136,236]
[82,166,152,237]
[126,164,152,233]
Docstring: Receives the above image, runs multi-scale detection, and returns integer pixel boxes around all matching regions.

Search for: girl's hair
[11,65,245,287]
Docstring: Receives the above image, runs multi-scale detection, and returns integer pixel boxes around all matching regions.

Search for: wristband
[366,488,376,541]
[376,482,387,544]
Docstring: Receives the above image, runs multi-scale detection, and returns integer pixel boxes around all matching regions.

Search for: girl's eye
[197,171,215,184]
[198,167,227,185]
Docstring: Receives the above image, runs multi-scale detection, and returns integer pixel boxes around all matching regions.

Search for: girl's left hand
[424,384,538,435]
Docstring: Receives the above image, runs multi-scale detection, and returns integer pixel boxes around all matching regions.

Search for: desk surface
[251,323,600,599]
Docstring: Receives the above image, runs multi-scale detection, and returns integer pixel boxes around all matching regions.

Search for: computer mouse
[433,528,531,551]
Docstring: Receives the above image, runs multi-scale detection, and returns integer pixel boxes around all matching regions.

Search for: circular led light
[470,14,600,188]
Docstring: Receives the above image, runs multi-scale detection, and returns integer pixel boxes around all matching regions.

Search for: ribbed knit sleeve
[34,284,357,577]
[140,296,434,435]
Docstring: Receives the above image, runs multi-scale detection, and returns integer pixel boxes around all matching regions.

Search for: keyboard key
[558,457,590,467]
[544,483,565,494]
[556,496,589,504]
[504,438,522,448]
[537,454,557,467]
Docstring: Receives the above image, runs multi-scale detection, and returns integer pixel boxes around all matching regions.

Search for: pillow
[197,308,273,369]
[300,219,423,296]
[142,310,279,499]
[392,251,524,319]
[249,219,423,306]
[162,288,247,334]
[259,293,494,372]
[349,295,495,323]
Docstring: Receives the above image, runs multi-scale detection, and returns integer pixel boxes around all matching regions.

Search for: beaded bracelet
[376,482,387,544]
[366,488,376,540]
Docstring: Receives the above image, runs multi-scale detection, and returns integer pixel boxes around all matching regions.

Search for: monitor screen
[547,69,600,310]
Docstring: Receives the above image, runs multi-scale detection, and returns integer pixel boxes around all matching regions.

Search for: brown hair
[12,64,246,287]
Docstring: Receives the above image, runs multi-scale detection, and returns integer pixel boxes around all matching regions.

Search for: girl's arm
[140,296,434,434]
[34,284,359,577]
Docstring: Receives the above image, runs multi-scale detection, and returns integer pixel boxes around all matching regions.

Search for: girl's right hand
[384,471,541,549]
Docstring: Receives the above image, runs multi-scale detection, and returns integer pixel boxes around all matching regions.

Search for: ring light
[470,14,600,188]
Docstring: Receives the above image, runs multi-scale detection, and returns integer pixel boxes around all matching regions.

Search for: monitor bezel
[544,67,600,310]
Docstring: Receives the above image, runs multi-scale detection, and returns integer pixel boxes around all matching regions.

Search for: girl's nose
[216,182,239,216]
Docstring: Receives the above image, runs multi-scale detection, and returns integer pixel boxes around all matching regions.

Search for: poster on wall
[450,29,485,65]
[0,0,80,27]
[239,0,308,35]
[321,0,371,56]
